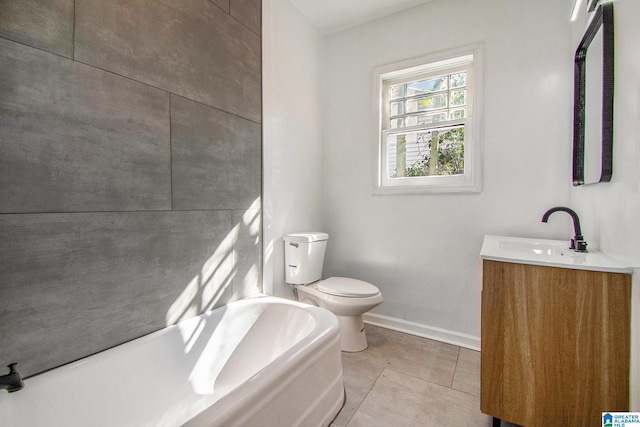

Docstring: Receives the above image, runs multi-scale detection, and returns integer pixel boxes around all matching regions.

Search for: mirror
[572,2,614,185]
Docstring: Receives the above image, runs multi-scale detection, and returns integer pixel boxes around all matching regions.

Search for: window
[374,46,482,194]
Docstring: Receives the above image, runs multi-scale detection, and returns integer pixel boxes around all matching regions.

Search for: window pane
[449,108,466,119]
[386,132,421,178]
[387,133,399,178]
[390,84,405,100]
[392,112,447,129]
[405,93,447,113]
[418,112,447,125]
[387,126,465,178]
[450,89,466,107]
[390,118,404,129]
[411,112,448,125]
[390,101,404,116]
[407,76,447,95]
[433,126,465,176]
[450,72,466,88]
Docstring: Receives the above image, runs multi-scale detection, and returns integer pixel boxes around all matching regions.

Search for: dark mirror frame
[573,2,614,186]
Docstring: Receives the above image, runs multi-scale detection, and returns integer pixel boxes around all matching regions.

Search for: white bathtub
[0,295,344,426]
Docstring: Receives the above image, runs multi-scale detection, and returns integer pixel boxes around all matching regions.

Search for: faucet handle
[3,363,25,393]
[574,239,588,253]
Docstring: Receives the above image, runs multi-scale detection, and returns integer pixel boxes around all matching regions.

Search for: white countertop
[480,235,633,274]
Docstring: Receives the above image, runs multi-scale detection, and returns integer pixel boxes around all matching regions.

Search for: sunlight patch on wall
[242,197,262,245]
[165,224,238,326]
[238,263,261,299]
[165,196,262,327]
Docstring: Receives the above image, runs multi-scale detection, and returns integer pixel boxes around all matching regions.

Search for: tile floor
[330,324,494,427]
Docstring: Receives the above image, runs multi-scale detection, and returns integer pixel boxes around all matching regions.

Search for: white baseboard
[363,312,481,351]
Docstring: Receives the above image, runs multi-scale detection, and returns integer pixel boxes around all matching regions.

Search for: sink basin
[480,235,631,273]
[498,240,571,257]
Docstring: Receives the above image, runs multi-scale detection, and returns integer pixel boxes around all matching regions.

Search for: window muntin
[374,48,481,194]
[388,71,468,131]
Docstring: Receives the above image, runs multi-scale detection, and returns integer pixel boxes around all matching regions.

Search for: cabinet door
[481,260,630,427]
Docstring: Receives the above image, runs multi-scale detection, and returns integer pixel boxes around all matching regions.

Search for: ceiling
[288,0,433,35]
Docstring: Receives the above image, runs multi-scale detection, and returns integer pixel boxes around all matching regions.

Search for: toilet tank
[283,232,328,285]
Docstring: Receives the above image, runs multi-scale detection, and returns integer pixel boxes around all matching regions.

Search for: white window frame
[373,45,483,194]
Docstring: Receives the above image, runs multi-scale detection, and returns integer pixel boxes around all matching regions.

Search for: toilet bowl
[284,232,383,352]
[295,277,383,352]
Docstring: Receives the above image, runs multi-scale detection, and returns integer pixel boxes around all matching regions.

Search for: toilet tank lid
[284,232,328,243]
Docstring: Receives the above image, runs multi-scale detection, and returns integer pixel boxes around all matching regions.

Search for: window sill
[372,182,481,195]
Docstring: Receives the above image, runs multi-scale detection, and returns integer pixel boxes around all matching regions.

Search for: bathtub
[0,295,344,426]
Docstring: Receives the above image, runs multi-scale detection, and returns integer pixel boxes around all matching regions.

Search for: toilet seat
[317,277,379,297]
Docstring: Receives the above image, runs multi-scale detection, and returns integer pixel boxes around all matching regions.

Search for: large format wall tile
[75,0,262,123]
[0,39,171,213]
[0,210,235,377]
[231,0,261,35]
[0,0,74,58]
[171,95,261,210]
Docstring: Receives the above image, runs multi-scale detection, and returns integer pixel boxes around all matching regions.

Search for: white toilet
[283,232,383,352]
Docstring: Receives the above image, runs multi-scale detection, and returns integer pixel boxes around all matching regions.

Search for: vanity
[480,235,631,426]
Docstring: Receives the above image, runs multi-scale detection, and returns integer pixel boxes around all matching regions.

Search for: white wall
[569,0,640,410]
[321,0,575,346]
[264,0,638,405]
[569,0,640,261]
[262,0,325,298]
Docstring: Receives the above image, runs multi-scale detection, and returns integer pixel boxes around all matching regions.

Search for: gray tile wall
[75,0,261,124]
[171,95,261,211]
[0,0,74,58]
[0,0,262,378]
[231,0,262,35]
[0,38,171,213]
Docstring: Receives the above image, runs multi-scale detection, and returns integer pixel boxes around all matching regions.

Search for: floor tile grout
[344,365,386,426]
[450,346,461,388]
[334,325,489,426]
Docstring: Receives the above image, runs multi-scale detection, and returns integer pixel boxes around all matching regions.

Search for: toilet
[283,232,383,352]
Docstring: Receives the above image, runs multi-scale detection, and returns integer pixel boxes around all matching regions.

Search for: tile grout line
[377,366,466,393]
[451,348,483,398]
[72,0,75,60]
[450,346,461,389]
[339,327,487,426]
[364,325,466,391]
[343,366,387,427]
[169,94,173,211]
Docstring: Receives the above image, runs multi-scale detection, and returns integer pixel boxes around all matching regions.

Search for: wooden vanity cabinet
[481,260,631,427]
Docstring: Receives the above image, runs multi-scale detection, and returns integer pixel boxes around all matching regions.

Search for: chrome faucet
[0,363,25,393]
[541,206,588,252]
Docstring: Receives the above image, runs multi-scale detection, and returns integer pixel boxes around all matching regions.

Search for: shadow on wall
[0,196,263,379]
[166,197,263,327]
